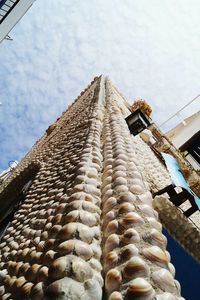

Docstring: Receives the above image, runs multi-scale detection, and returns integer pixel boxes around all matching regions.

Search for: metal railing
[159,94,200,133]
[0,0,20,24]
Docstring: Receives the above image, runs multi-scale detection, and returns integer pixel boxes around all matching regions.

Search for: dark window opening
[0,179,33,239]
[180,130,200,167]
[0,161,41,239]
[187,139,200,166]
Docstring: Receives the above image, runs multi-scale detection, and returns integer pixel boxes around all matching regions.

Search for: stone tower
[0,76,184,299]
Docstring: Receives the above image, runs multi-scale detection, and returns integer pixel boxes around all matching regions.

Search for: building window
[181,131,200,169]
[0,180,32,238]
[0,161,41,239]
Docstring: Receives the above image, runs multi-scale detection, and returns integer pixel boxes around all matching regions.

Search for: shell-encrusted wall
[101,78,183,300]
[0,77,103,300]
[0,76,185,299]
[0,161,41,223]
[133,136,171,193]
[153,195,200,262]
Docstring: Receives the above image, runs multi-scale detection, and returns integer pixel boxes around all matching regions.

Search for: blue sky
[0,0,200,173]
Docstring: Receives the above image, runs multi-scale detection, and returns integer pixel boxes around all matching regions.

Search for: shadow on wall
[163,229,200,300]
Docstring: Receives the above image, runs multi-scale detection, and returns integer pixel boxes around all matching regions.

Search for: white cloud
[0,0,200,171]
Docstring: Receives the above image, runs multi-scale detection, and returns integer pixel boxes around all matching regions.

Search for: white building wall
[186,154,200,170]
[171,114,200,149]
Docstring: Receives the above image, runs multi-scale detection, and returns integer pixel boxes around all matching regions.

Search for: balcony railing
[0,0,20,24]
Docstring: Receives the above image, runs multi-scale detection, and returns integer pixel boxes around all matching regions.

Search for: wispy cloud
[0,0,200,171]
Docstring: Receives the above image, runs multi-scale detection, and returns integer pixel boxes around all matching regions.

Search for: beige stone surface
[153,195,200,262]
[0,76,185,299]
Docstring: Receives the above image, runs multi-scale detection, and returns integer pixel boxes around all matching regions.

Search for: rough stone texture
[153,195,200,263]
[179,201,200,229]
[0,76,185,299]
[0,77,103,300]
[133,136,172,193]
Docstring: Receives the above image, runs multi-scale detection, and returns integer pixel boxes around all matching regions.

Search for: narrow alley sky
[0,0,200,171]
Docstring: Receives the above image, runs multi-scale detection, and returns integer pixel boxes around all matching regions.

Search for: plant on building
[196,169,200,175]
[131,99,152,116]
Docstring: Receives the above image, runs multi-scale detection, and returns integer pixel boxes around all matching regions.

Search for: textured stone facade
[149,123,200,198]
[0,76,184,299]
[153,195,200,262]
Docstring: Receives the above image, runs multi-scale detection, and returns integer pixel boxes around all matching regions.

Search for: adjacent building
[166,111,200,170]
[0,0,35,43]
